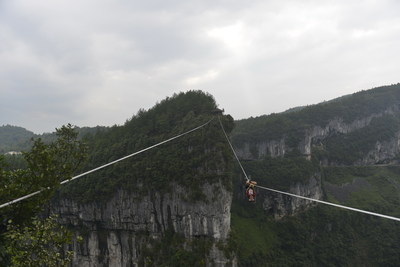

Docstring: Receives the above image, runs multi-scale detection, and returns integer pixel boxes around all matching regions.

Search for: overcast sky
[1,0,399,133]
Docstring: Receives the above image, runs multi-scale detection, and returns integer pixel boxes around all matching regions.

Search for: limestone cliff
[236,105,400,219]
[259,174,323,219]
[52,181,235,266]
[235,104,400,163]
[46,91,239,266]
[356,131,400,165]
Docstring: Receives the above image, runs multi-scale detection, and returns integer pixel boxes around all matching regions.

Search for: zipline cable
[0,117,214,209]
[3,114,400,223]
[62,118,214,185]
[256,184,400,222]
[217,116,400,222]
[218,116,249,182]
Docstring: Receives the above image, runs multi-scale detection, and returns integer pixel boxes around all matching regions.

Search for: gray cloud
[1,0,399,133]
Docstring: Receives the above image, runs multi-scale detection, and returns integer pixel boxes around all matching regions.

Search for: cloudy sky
[1,0,399,133]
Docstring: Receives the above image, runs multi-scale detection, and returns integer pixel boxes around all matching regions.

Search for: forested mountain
[0,125,108,154]
[0,125,34,154]
[229,84,400,266]
[3,85,400,266]
[52,91,236,266]
[59,91,234,203]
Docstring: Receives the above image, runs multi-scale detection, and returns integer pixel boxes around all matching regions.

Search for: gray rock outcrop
[52,181,234,266]
[235,105,400,162]
[260,174,323,219]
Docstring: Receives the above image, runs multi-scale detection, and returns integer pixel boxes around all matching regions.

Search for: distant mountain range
[0,125,108,154]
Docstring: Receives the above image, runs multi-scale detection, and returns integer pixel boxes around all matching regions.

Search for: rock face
[234,108,400,219]
[235,105,400,162]
[231,104,400,225]
[259,174,323,219]
[52,182,234,266]
[356,131,400,165]
[235,139,286,160]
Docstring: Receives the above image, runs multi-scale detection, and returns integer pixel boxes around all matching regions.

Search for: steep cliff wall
[235,105,399,161]
[356,131,400,165]
[259,174,323,219]
[300,105,399,158]
[236,139,286,160]
[52,181,235,266]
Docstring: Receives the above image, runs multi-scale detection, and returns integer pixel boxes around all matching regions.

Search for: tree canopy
[232,84,400,147]
[60,90,235,203]
[0,124,87,266]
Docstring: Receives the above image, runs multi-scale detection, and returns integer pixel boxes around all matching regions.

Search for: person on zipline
[245,180,257,202]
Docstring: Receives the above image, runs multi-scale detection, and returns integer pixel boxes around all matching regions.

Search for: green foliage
[0,124,107,154]
[232,201,400,266]
[0,124,87,266]
[61,91,234,203]
[232,84,400,149]
[0,124,88,224]
[2,155,27,171]
[231,165,400,266]
[0,125,34,154]
[242,155,319,190]
[5,215,75,267]
[230,204,276,263]
[323,166,372,185]
[216,230,239,260]
[315,115,400,164]
[324,166,400,216]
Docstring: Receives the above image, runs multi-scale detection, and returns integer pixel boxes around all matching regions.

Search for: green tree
[5,215,79,267]
[0,124,87,266]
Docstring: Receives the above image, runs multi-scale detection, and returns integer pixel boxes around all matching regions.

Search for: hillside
[229,84,400,266]
[0,125,34,154]
[0,125,108,154]
[232,84,400,164]
[233,84,400,145]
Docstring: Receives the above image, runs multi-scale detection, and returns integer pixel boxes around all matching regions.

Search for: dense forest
[232,84,400,147]
[58,91,235,204]
[230,165,400,266]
